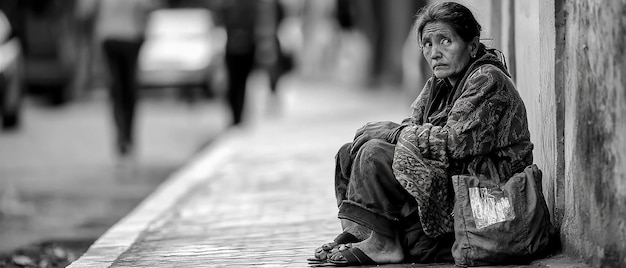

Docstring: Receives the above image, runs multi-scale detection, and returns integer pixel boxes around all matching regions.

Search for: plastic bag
[468,186,515,229]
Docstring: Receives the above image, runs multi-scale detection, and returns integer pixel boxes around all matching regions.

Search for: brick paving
[67,78,414,267]
[67,77,587,268]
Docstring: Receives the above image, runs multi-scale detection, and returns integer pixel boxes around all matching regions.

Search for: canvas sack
[451,160,557,266]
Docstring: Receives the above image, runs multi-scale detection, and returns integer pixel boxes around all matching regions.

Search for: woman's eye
[441,38,451,45]
[422,41,432,48]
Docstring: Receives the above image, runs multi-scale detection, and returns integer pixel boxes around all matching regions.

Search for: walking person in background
[96,0,159,156]
[218,0,291,125]
[219,0,258,126]
[257,0,292,95]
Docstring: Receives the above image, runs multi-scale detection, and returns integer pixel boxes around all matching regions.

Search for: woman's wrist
[387,125,408,144]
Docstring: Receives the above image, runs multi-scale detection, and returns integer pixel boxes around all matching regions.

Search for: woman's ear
[470,36,479,57]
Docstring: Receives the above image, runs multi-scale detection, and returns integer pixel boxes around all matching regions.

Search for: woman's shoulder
[463,63,513,91]
[468,63,509,81]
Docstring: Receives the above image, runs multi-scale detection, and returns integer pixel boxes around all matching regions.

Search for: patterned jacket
[392,50,534,237]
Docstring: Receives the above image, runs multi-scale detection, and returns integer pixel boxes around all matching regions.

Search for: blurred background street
[0,0,428,266]
[1,0,622,267]
[0,88,228,254]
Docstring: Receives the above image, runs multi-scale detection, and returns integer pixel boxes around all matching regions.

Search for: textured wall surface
[561,0,626,267]
[498,0,516,80]
[422,1,626,266]
[514,0,561,224]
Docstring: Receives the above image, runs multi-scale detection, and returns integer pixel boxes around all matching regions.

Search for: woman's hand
[350,121,400,155]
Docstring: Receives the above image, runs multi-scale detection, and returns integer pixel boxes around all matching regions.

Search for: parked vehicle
[0,10,23,130]
[20,0,74,105]
[138,8,226,98]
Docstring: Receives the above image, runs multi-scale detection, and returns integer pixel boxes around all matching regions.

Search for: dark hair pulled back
[414,2,482,43]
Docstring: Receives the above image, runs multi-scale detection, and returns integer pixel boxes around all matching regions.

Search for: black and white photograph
[0,0,623,267]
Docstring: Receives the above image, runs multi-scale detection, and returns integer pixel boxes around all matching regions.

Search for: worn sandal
[307,232,360,263]
[327,245,377,266]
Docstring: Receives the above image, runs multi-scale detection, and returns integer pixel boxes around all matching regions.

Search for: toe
[327,244,350,261]
[337,243,351,251]
[314,249,327,260]
[328,251,345,262]
[321,242,337,251]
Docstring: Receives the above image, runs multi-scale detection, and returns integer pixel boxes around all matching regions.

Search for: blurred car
[138,8,226,97]
[21,0,74,105]
[0,10,23,129]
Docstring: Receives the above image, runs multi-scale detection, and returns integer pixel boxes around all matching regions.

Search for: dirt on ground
[0,161,180,267]
[0,240,92,268]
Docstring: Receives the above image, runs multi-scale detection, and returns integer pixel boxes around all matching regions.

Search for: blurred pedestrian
[257,0,292,94]
[95,0,159,156]
[219,0,258,126]
[72,0,99,95]
[217,0,292,125]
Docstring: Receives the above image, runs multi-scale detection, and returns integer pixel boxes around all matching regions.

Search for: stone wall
[560,0,626,267]
[418,1,626,265]
[513,0,562,226]
[458,0,626,266]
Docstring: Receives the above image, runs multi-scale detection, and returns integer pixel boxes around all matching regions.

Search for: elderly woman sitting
[310,2,535,266]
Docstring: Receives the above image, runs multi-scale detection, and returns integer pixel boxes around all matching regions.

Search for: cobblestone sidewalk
[68,78,413,267]
[67,78,586,268]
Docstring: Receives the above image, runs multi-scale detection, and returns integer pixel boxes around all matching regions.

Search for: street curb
[67,130,241,268]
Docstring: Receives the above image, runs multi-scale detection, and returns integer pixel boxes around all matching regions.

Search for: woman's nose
[430,45,442,59]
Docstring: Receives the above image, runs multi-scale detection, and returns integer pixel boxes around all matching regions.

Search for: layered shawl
[392,51,534,237]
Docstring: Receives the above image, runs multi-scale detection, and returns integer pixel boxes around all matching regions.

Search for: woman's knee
[352,139,394,178]
[336,142,354,178]
[336,142,353,162]
[357,139,390,159]
[338,142,352,155]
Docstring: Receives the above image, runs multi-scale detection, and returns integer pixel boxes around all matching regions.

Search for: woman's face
[420,21,476,85]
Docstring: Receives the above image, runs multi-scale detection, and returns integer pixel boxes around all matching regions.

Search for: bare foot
[312,220,372,261]
[328,231,404,264]
[340,219,371,241]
